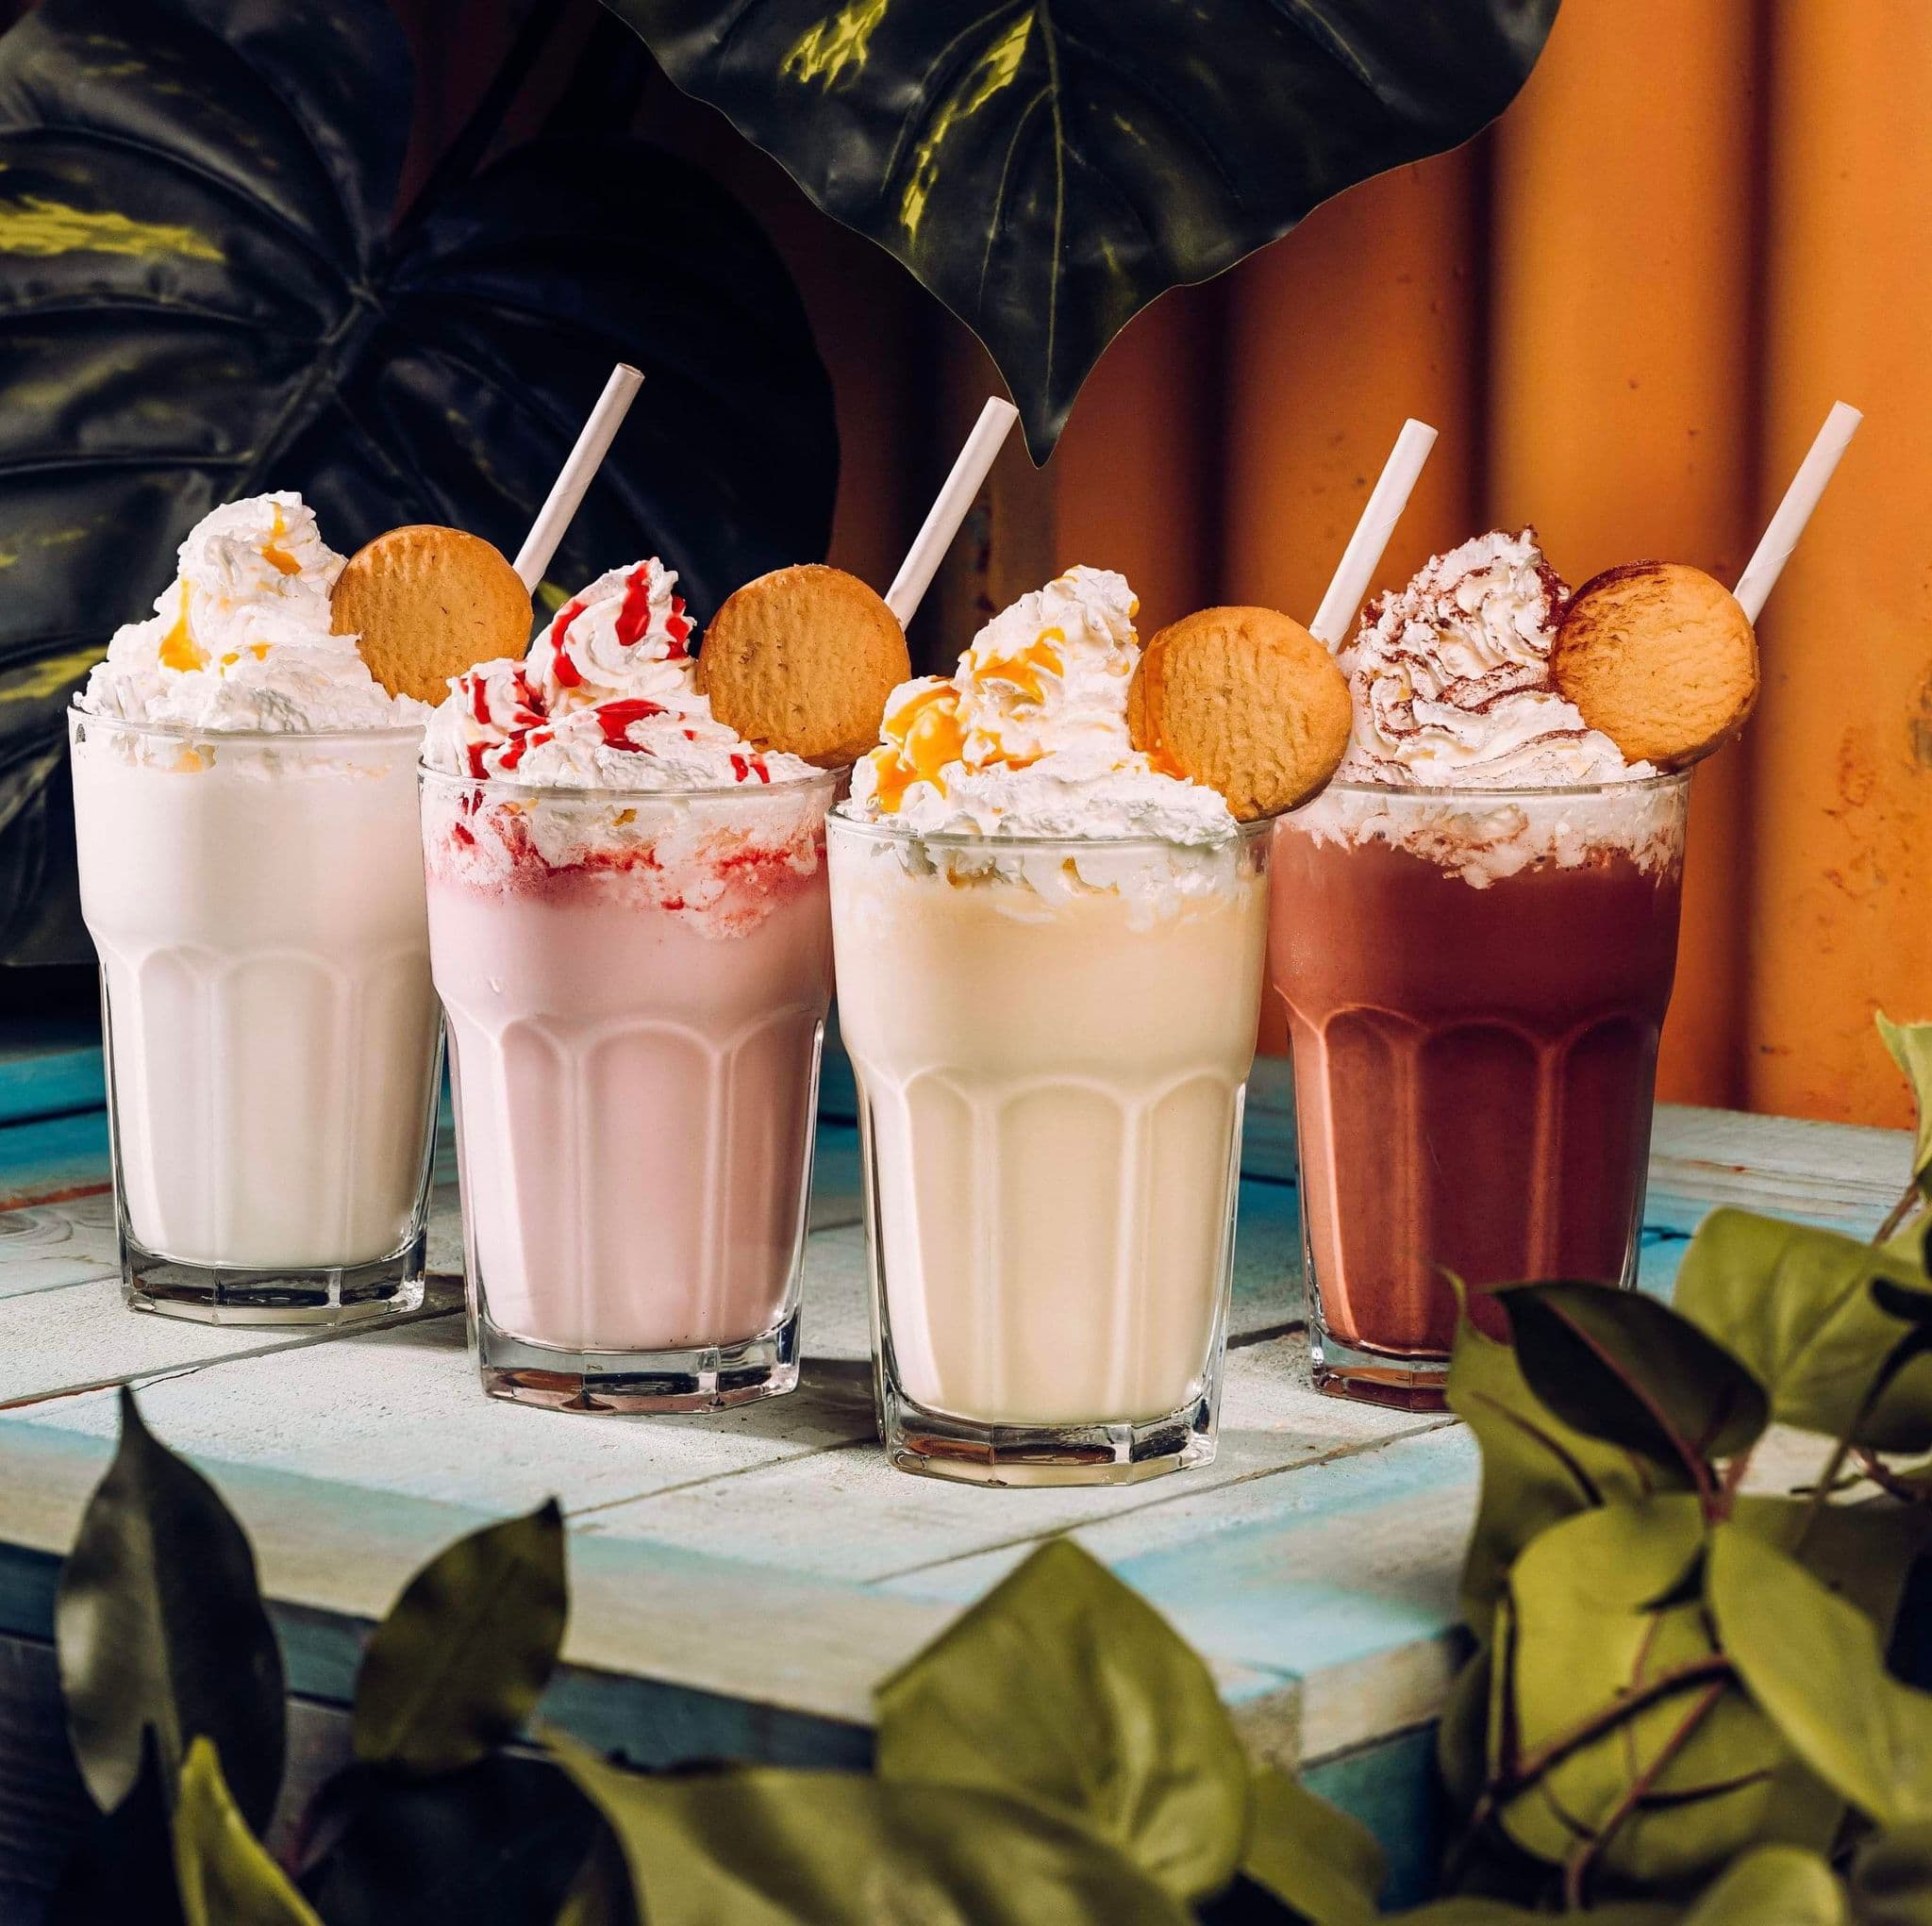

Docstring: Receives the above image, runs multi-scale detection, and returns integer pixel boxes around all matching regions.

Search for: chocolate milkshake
[1271,530,1690,1407]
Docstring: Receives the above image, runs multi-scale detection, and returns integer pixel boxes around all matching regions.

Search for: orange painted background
[729,0,1932,1131]
[316,0,1932,1127]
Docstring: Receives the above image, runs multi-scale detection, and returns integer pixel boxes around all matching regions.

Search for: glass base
[880,1377,1216,1487]
[1308,1317,1449,1412]
[475,1304,801,1415]
[123,1229,426,1327]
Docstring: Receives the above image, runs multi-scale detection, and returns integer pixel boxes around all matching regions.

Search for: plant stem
[1855,1448,1932,1503]
[1875,1180,1923,1249]
[1561,1678,1729,1909]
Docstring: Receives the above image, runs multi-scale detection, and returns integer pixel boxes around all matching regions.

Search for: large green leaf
[1241,1768,1383,1926]
[353,1500,567,1775]
[1676,1846,1847,1926]
[1493,1280,1768,1474]
[874,1537,1250,1902]
[172,1738,321,1926]
[1707,1525,1932,1831]
[601,0,1558,462]
[0,0,838,963]
[1495,1498,1807,1888]
[1444,1307,1680,1633]
[1672,1211,1932,1453]
[55,1387,285,1832]
[553,1739,1192,1925]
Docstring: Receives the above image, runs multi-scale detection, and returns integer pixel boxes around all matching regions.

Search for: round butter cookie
[1128,606,1353,820]
[332,525,532,704]
[1553,561,1757,767]
[697,564,909,768]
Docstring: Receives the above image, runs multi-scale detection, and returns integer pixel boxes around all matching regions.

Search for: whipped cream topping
[849,566,1235,842]
[80,494,423,732]
[424,558,814,791]
[1336,529,1649,788]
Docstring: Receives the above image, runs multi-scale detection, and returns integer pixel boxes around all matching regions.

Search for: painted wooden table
[0,1031,1912,1914]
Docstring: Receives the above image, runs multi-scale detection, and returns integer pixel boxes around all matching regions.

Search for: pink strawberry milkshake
[421,558,834,1413]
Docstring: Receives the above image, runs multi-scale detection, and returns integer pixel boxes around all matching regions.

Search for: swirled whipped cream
[848,567,1234,842]
[424,558,814,791]
[1336,529,1650,787]
[79,494,422,732]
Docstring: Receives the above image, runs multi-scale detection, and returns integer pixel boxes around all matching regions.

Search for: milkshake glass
[421,552,834,1412]
[69,494,441,1322]
[423,767,834,1411]
[1273,775,1689,1405]
[831,815,1271,1484]
[1269,524,1694,1406]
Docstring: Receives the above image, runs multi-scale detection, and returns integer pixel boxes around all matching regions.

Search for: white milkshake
[829,569,1270,1485]
[70,495,441,1322]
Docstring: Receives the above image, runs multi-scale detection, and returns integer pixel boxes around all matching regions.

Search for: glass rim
[69,699,425,749]
[826,801,1268,855]
[1309,770,1692,804]
[419,759,842,806]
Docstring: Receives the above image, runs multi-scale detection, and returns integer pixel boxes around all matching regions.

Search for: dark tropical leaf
[296,1756,601,1926]
[874,1537,1249,1902]
[1851,1820,1932,1926]
[552,1738,1192,1925]
[55,1387,285,1832]
[1494,1279,1768,1474]
[172,1738,320,1926]
[1676,1846,1847,1925]
[601,0,1558,461]
[1444,1304,1681,1633]
[1240,1768,1382,1926]
[1396,1904,1674,1924]
[1879,1015,1932,1198]
[1673,1210,1932,1453]
[553,1824,638,1926]
[353,1500,567,1775]
[1707,1524,1932,1832]
[0,0,838,962]
[49,1728,185,1926]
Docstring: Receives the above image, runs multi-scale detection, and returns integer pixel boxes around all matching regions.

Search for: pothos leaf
[1240,1768,1383,1926]
[1879,1015,1932,1197]
[172,1739,321,1926]
[352,1500,567,1776]
[1672,1210,1932,1453]
[0,0,837,962]
[55,1388,284,1833]
[1493,1280,1768,1474]
[874,1537,1249,1904]
[1444,1305,1677,1635]
[1675,1846,1847,1926]
[550,1737,1192,1926]
[600,0,1559,461]
[1707,1525,1932,1833]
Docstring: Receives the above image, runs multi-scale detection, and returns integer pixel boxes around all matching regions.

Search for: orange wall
[412,0,1932,1127]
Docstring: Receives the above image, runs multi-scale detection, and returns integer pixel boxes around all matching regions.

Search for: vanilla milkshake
[1273,530,1690,1406]
[831,569,1269,1485]
[70,495,441,1322]
[423,559,832,1413]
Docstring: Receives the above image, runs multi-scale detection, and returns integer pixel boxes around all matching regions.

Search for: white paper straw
[1732,401,1862,623]
[885,397,1021,626]
[1307,418,1439,646]
[512,364,645,592]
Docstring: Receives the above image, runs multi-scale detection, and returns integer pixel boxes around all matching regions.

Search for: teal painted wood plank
[0,1111,109,1210]
[1304,1727,1441,1912]
[0,1041,104,1130]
